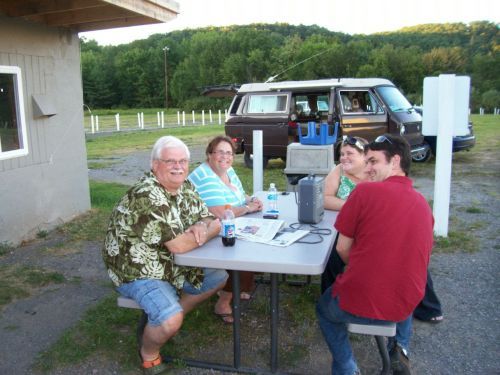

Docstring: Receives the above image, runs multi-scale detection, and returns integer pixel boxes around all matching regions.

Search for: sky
[79,0,499,46]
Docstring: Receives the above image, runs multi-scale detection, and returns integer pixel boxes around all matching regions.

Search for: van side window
[246,94,287,113]
[293,93,329,120]
[230,95,243,115]
[339,91,383,115]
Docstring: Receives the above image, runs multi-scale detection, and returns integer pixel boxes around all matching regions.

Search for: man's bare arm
[336,233,354,264]
[166,219,221,254]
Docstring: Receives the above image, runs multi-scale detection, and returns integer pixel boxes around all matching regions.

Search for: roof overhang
[0,0,179,32]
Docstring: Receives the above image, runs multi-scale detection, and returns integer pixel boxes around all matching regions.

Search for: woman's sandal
[240,292,252,301]
[215,311,234,324]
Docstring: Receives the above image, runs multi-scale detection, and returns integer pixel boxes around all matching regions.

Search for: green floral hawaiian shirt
[102,172,213,293]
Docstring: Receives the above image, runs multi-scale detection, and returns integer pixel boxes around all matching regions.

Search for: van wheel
[412,144,432,163]
[244,151,269,169]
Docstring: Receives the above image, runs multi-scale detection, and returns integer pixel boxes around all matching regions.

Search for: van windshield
[376,86,412,113]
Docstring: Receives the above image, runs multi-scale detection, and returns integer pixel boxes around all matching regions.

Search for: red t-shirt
[333,176,434,322]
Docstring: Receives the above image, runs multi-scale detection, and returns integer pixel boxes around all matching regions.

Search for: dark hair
[205,135,236,160]
[364,134,411,176]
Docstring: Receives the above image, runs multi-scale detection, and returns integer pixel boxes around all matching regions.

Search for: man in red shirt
[316,134,434,375]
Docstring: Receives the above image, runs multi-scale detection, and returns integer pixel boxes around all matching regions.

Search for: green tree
[481,89,500,111]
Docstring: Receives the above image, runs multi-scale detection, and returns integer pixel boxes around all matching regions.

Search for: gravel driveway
[1,147,499,375]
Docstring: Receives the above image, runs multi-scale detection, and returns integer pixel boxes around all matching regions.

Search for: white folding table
[175,192,338,373]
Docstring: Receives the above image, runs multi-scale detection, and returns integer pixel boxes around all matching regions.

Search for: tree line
[81,21,499,111]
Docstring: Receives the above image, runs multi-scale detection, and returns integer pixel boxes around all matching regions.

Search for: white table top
[175,191,338,275]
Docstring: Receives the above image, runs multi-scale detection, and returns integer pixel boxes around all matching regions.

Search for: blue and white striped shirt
[188,162,246,207]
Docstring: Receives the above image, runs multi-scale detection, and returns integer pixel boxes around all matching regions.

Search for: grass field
[29,114,500,372]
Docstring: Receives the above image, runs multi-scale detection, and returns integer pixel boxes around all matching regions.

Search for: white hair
[150,136,190,168]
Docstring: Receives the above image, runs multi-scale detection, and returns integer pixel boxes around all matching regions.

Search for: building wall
[0,16,90,245]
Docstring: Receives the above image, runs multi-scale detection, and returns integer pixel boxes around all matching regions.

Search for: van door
[335,89,388,141]
[239,92,290,165]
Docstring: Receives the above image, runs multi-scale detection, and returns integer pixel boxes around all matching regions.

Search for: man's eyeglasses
[374,135,393,144]
[212,150,234,157]
[157,158,190,167]
[342,135,365,151]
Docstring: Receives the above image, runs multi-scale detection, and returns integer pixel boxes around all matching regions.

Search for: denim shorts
[117,268,228,326]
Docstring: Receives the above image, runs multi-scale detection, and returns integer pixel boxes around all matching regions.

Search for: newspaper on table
[234,217,309,247]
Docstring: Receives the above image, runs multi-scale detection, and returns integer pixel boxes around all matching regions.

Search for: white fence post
[95,115,99,132]
[115,113,120,131]
[192,110,195,124]
[161,111,165,128]
[224,109,228,121]
[91,115,95,134]
[209,109,213,123]
[202,110,205,125]
[218,110,221,125]
[137,113,141,128]
[157,112,161,127]
[0,136,2,152]
[182,111,186,126]
[141,112,145,129]
[177,111,180,125]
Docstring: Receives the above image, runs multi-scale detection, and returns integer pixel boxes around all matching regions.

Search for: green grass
[464,206,485,214]
[34,294,140,372]
[433,231,478,253]
[86,126,224,159]
[56,181,129,242]
[0,242,14,256]
[0,265,65,308]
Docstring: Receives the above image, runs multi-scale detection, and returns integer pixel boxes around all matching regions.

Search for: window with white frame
[246,94,288,114]
[0,66,28,160]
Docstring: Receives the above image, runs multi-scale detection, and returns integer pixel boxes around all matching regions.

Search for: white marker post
[115,113,120,131]
[252,130,263,195]
[423,74,470,236]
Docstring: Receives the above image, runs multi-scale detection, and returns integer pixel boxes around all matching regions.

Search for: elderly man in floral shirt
[103,135,227,374]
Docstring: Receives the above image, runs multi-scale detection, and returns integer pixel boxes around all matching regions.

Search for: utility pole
[163,46,169,109]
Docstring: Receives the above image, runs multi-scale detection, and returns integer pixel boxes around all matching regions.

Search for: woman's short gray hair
[150,136,190,168]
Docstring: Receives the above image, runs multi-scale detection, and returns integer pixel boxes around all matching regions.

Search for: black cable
[289,222,332,244]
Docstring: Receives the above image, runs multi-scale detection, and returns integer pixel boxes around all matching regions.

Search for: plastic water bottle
[221,204,236,246]
[265,183,279,219]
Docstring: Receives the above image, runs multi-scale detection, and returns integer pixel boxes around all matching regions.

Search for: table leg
[232,270,241,369]
[270,273,279,373]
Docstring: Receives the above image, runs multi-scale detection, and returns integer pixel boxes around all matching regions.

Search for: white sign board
[422,75,470,136]
[422,74,471,237]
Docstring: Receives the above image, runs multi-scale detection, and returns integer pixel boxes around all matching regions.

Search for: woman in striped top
[189,136,263,323]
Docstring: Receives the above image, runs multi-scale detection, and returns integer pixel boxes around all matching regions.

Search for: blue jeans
[316,287,413,375]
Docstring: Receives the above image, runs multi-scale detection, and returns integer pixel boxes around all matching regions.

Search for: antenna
[265,47,334,83]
